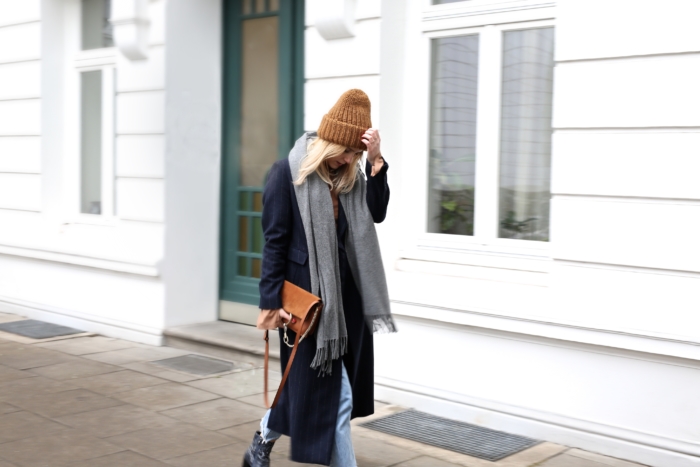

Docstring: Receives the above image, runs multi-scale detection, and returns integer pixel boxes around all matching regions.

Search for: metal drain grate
[0,320,84,339]
[360,410,540,461]
[151,354,236,376]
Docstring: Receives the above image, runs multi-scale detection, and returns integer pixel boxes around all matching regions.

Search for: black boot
[242,431,275,467]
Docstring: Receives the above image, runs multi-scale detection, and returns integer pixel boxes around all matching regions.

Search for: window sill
[0,215,162,276]
[423,0,556,21]
[390,301,700,363]
[401,234,551,273]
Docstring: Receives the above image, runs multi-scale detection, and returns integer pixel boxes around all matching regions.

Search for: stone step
[163,320,280,368]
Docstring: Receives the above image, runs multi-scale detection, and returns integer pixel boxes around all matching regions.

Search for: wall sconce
[110,0,151,60]
[315,0,357,41]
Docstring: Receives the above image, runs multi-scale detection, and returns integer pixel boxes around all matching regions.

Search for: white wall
[163,0,222,328]
[0,0,169,345]
[304,0,381,131]
[371,1,700,466]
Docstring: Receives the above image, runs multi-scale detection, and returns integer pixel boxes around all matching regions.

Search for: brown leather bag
[264,280,323,408]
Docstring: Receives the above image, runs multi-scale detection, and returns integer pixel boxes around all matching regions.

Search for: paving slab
[352,430,422,466]
[66,450,170,467]
[113,382,220,411]
[0,410,70,443]
[9,388,124,418]
[160,397,265,430]
[165,442,249,467]
[0,401,20,415]
[217,419,261,443]
[105,424,234,460]
[186,368,274,399]
[55,404,179,438]
[119,361,202,382]
[0,365,35,383]
[538,453,610,467]
[29,359,122,381]
[235,390,277,408]
[36,336,140,355]
[390,457,463,467]
[69,369,168,395]
[0,345,79,370]
[0,430,123,467]
[567,449,647,467]
[83,346,189,365]
[0,376,78,402]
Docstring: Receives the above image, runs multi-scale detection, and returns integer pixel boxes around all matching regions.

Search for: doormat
[360,409,540,461]
[151,354,236,376]
[0,320,84,339]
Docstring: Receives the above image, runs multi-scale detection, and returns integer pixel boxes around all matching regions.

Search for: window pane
[81,71,102,215]
[82,0,114,50]
[427,35,479,236]
[498,28,554,241]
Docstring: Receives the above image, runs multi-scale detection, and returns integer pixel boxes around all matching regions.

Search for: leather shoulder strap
[264,328,302,409]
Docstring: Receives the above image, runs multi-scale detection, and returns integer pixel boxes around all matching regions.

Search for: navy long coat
[259,155,390,466]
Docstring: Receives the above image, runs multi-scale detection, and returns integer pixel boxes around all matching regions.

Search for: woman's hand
[278,308,292,324]
[362,128,382,166]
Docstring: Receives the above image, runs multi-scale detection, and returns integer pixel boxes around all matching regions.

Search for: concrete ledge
[164,320,281,367]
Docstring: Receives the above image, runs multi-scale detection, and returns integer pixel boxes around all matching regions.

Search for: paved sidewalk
[0,312,647,467]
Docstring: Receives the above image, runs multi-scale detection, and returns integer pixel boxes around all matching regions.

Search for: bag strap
[264,327,302,409]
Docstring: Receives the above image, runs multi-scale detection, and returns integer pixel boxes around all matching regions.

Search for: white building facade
[0,1,698,466]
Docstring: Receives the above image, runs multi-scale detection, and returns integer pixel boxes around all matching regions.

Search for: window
[427,25,555,243]
[82,0,114,50]
[428,35,479,236]
[74,0,116,217]
[498,28,554,241]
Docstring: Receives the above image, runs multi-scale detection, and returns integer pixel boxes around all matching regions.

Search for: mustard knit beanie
[317,89,372,151]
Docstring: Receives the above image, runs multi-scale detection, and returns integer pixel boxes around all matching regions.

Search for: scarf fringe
[310,336,348,376]
[366,314,398,334]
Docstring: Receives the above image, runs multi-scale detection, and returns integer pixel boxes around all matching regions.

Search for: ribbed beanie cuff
[317,89,372,150]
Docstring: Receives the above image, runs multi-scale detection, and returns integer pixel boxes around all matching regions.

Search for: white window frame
[62,0,118,226]
[399,0,556,269]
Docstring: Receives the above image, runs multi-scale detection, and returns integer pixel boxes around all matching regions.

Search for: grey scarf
[288,132,396,375]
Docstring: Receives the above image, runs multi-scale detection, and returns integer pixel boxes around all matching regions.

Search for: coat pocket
[287,247,308,266]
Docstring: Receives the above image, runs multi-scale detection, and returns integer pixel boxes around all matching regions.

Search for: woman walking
[243,89,396,467]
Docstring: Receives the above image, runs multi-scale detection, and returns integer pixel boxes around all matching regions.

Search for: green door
[220,0,304,324]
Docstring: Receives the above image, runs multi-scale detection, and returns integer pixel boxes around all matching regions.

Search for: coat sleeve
[365,159,390,223]
[259,161,292,310]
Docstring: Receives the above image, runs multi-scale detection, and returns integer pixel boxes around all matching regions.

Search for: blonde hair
[294,138,363,194]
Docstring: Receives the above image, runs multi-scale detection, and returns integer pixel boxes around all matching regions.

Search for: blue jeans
[260,363,357,467]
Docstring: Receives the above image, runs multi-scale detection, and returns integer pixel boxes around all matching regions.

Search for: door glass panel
[252,259,262,278]
[252,217,263,253]
[252,192,263,212]
[240,16,279,187]
[498,27,554,242]
[238,257,248,276]
[238,216,249,252]
[269,0,280,12]
[243,0,252,14]
[239,191,250,211]
[256,0,266,13]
